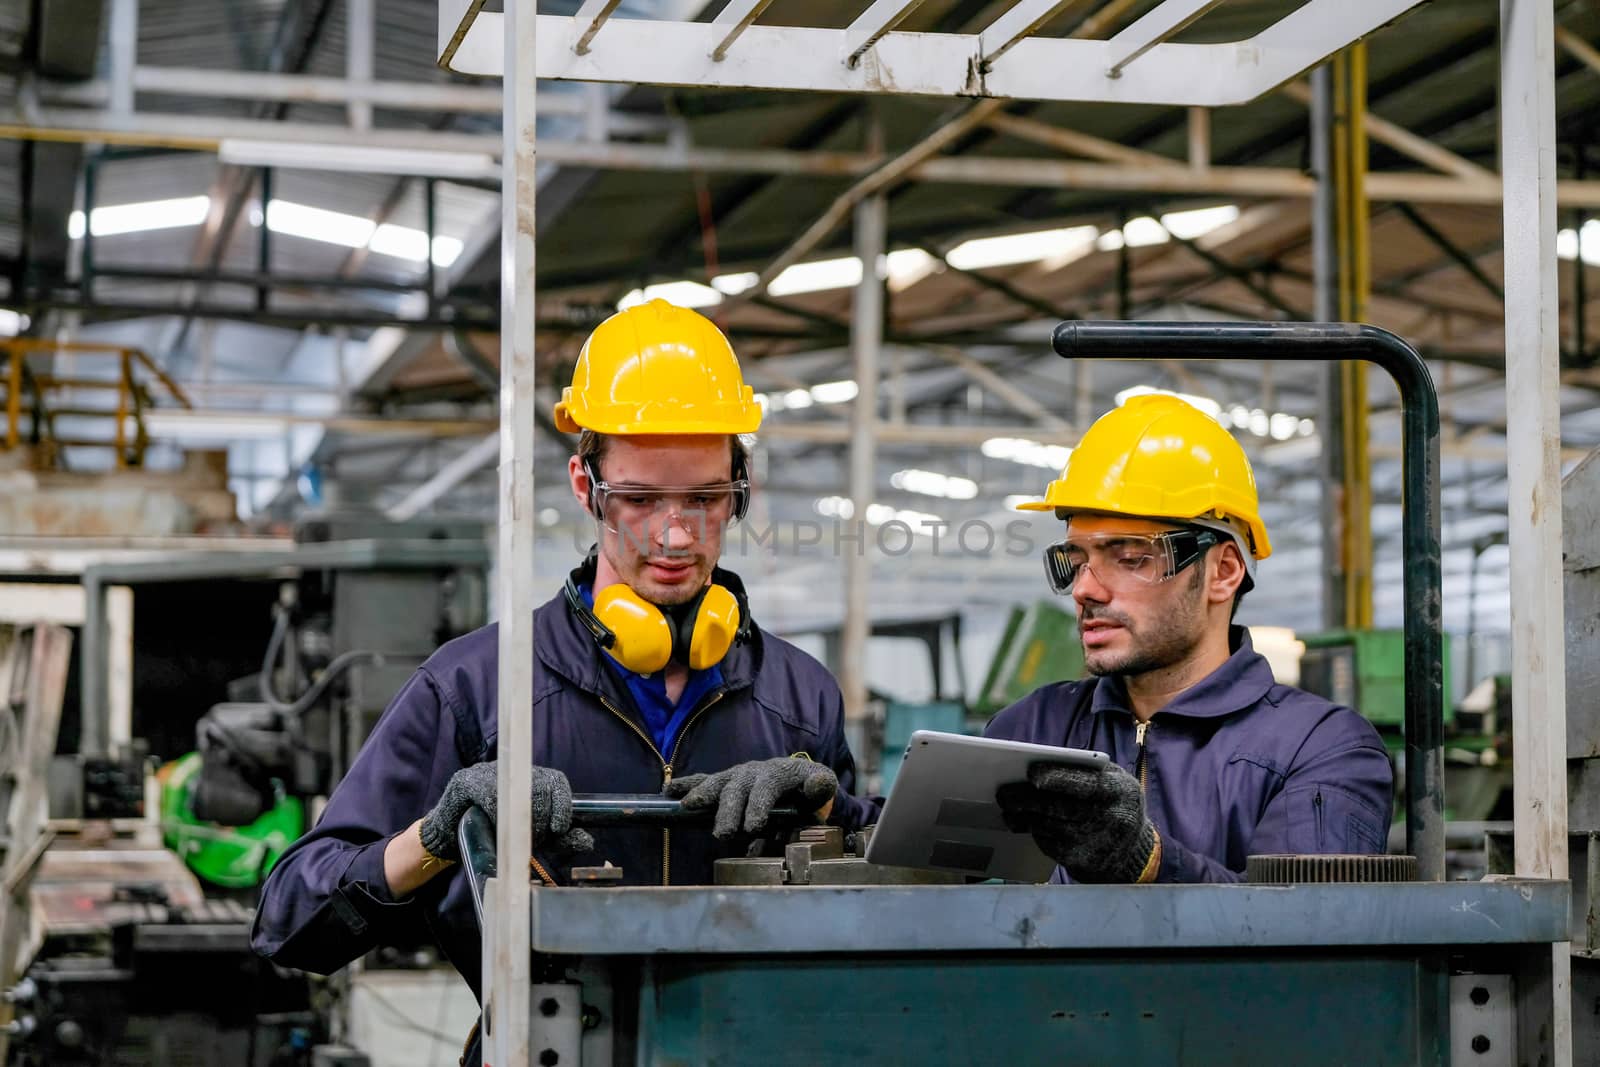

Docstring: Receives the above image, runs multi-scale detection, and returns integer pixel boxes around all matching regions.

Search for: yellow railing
[0,339,192,469]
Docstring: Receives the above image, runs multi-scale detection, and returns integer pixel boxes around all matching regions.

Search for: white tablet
[863,730,1110,883]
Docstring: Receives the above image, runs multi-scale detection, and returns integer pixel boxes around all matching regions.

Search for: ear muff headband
[564,573,750,674]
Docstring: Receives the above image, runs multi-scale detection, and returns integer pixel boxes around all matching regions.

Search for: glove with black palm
[418,760,595,862]
[996,761,1161,884]
[664,757,837,839]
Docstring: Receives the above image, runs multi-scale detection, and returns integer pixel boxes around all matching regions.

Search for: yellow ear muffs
[685,583,741,670]
[592,584,673,674]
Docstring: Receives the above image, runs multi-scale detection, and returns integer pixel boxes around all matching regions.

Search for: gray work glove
[663,757,838,840]
[418,760,594,863]
[995,762,1160,884]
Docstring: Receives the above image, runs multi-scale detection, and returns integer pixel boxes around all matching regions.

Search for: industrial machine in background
[0,517,490,1067]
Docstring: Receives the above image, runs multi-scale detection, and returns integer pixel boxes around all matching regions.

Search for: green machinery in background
[159,752,304,889]
[974,600,1085,716]
[1298,629,1510,822]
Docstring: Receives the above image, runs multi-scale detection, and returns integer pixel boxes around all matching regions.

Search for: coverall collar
[1088,624,1276,720]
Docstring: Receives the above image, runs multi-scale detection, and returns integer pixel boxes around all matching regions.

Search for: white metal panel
[710,0,777,61]
[1105,0,1228,76]
[843,0,932,67]
[978,0,1096,68]
[440,0,1427,107]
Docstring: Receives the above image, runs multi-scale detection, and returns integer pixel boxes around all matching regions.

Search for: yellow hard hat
[553,299,763,436]
[1015,394,1272,560]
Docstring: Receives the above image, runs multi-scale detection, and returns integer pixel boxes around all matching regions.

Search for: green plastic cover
[159,752,304,889]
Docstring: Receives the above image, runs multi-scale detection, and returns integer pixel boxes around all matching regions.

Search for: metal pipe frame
[443,2,1428,107]
[1053,320,1444,882]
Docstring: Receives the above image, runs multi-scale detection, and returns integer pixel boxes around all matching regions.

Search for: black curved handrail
[1052,321,1444,882]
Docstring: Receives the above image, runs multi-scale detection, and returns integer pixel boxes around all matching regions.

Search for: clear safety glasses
[1042,528,1220,596]
[590,479,749,538]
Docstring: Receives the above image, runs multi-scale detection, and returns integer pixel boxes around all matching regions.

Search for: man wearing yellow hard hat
[253,301,875,1063]
[986,395,1393,883]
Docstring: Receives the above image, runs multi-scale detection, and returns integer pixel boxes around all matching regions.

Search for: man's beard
[1081,570,1205,678]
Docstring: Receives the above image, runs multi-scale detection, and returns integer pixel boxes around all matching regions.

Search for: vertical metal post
[489,1,537,1064]
[81,157,97,307]
[1334,44,1373,630]
[425,178,439,316]
[1187,107,1209,171]
[1311,65,1346,630]
[114,350,130,469]
[5,346,20,450]
[257,167,273,313]
[1074,360,1092,431]
[1501,0,1571,1058]
[1574,146,1588,365]
[1312,50,1373,630]
[841,193,885,722]
[1501,0,1572,885]
[108,0,137,115]
[1116,209,1131,319]
[347,0,374,132]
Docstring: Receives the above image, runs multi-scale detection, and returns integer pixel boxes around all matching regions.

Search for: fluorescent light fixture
[219,139,499,180]
[262,200,460,266]
[884,248,939,291]
[369,224,464,268]
[769,256,861,297]
[885,506,944,529]
[890,468,979,500]
[0,309,27,338]
[266,200,374,249]
[981,436,1072,470]
[1557,220,1600,266]
[1263,435,1321,463]
[759,379,859,413]
[1094,206,1238,252]
[814,496,943,530]
[809,379,858,404]
[68,195,212,239]
[1114,384,1223,420]
[617,280,724,310]
[711,272,758,295]
[144,410,289,440]
[947,225,1099,271]
[709,251,931,300]
[1096,216,1169,252]
[538,507,561,527]
[1161,204,1239,240]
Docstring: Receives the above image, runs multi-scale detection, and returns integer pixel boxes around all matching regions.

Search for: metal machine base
[479,879,1571,1067]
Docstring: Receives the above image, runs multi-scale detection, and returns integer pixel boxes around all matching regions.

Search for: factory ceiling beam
[719,96,1011,311]
[1391,203,1505,305]
[1279,79,1494,181]
[921,344,1071,432]
[20,109,1600,209]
